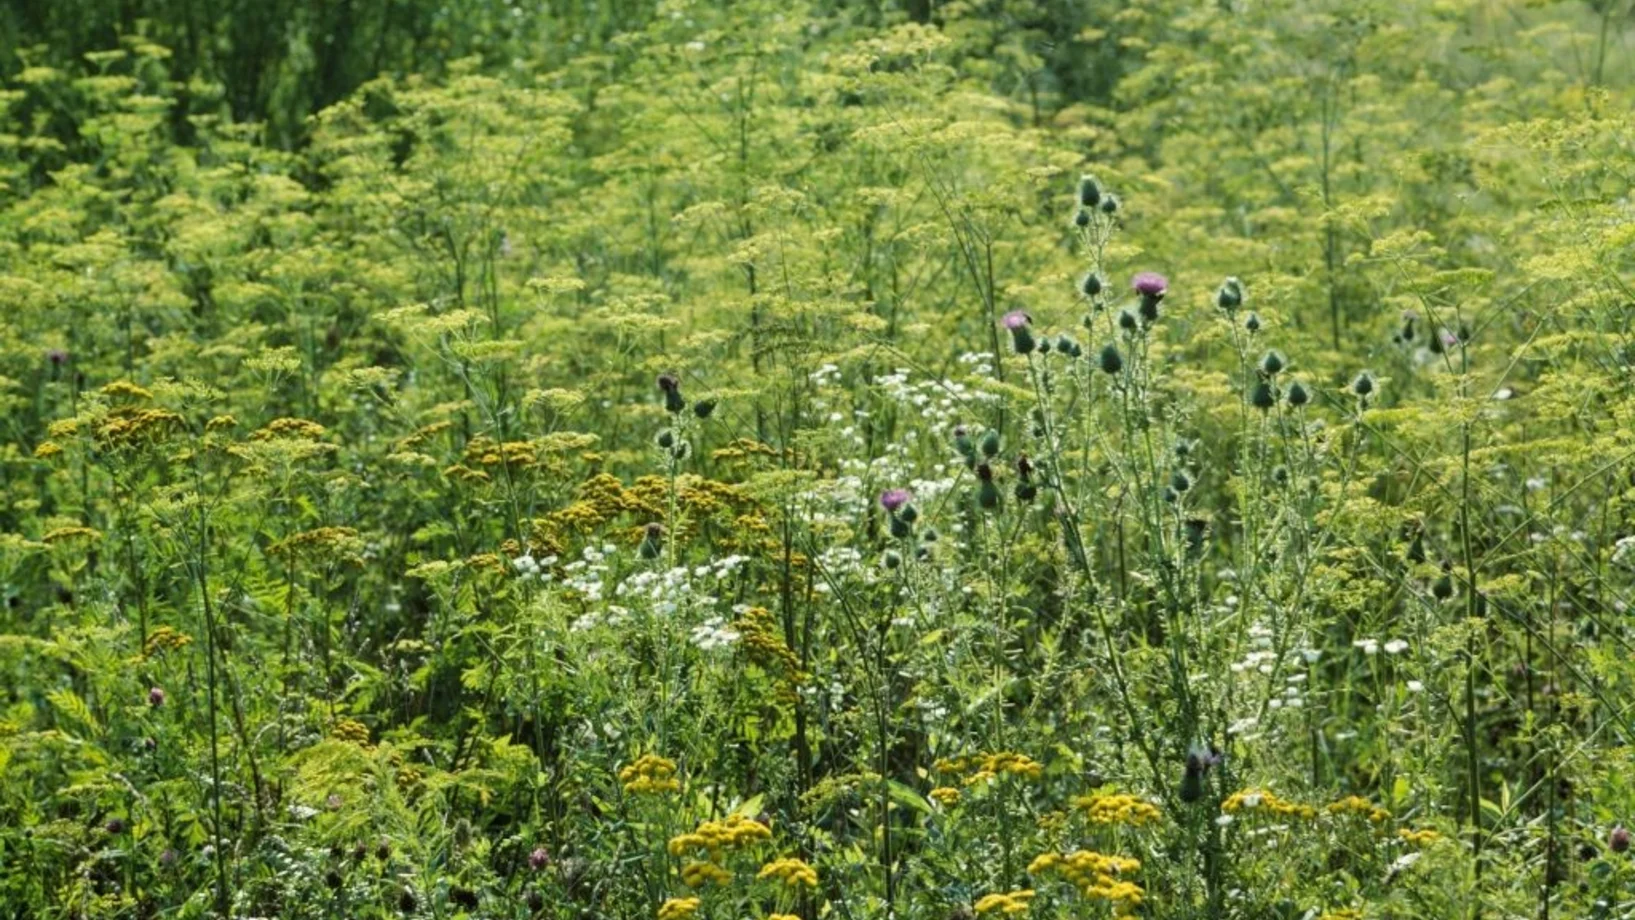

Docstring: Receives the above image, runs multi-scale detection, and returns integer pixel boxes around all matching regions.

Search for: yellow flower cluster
[33,441,61,458]
[1028,850,1143,915]
[657,897,700,920]
[734,606,807,688]
[1398,827,1442,846]
[1222,788,1318,820]
[974,889,1035,915]
[101,380,154,401]
[767,915,801,920]
[266,526,364,563]
[621,754,681,795]
[681,861,732,887]
[463,435,540,470]
[929,786,962,806]
[42,526,102,545]
[1073,793,1162,827]
[757,857,818,888]
[329,718,371,745]
[668,814,771,857]
[1326,796,1390,824]
[250,417,327,440]
[1318,910,1363,920]
[99,408,184,447]
[935,751,1044,785]
[143,625,194,657]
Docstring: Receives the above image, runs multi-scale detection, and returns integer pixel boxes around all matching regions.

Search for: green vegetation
[1,1,1634,917]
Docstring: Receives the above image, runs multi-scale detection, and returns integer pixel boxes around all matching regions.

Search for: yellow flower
[621,754,682,795]
[1398,827,1442,846]
[929,786,962,806]
[757,857,818,888]
[1029,850,1143,910]
[1073,792,1162,827]
[680,861,732,887]
[668,814,772,856]
[1222,788,1317,820]
[974,889,1035,915]
[657,897,700,920]
[1326,795,1390,824]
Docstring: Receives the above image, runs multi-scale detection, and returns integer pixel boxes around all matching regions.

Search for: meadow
[1,0,1634,917]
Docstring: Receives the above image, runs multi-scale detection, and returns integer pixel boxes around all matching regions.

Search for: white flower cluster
[512,551,561,583]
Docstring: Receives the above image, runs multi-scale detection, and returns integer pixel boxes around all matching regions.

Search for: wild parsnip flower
[620,754,681,795]
[657,897,700,920]
[757,857,818,888]
[973,889,1035,915]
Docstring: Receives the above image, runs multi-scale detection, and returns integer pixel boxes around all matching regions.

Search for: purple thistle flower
[1001,310,1037,354]
[1131,272,1168,297]
[46,349,69,366]
[879,489,913,513]
[148,686,165,708]
[529,847,551,870]
[1001,310,1031,331]
[1612,826,1631,854]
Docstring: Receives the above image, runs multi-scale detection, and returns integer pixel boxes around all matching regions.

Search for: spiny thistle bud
[1259,350,1285,376]
[1173,438,1194,459]
[657,373,686,414]
[1073,208,1091,229]
[693,398,717,419]
[954,425,976,468]
[921,527,938,543]
[1015,481,1037,502]
[899,503,919,525]
[1251,380,1277,411]
[1117,308,1139,333]
[975,463,1000,510]
[1002,310,1036,355]
[1432,570,1454,601]
[655,429,676,449]
[1407,531,1426,564]
[1098,193,1120,215]
[1611,826,1631,854]
[1080,272,1103,298]
[1099,343,1123,376]
[1056,334,1082,359]
[1179,744,1222,804]
[638,523,664,560]
[1399,311,1417,343]
[1170,470,1192,494]
[1077,174,1101,208]
[1244,312,1262,334]
[1286,380,1309,408]
[1215,277,1244,312]
[890,514,912,539]
[527,890,546,913]
[399,888,418,913]
[1184,517,1210,554]
[883,550,902,570]
[979,428,1001,459]
[1352,372,1376,405]
[1016,454,1034,481]
[1272,465,1289,486]
[1038,337,1053,355]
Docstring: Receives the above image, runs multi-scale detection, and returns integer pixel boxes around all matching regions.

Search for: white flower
[1406,680,1425,693]
[1383,639,1409,655]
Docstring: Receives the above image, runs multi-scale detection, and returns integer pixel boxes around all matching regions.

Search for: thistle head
[879,488,913,514]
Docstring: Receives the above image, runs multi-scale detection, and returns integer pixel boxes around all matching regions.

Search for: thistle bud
[1098,193,1120,215]
[1244,312,1262,334]
[1073,208,1091,229]
[954,426,976,467]
[1002,310,1036,355]
[148,686,166,708]
[1080,273,1103,298]
[1117,308,1139,333]
[693,399,717,419]
[1352,372,1375,398]
[979,429,1001,459]
[975,463,1000,511]
[1251,380,1277,411]
[657,373,686,414]
[1259,350,1285,376]
[1286,380,1309,408]
[638,523,664,560]
[1098,343,1123,376]
[1077,174,1101,207]
[883,550,902,570]
[1215,277,1244,312]
[1432,572,1454,601]
[655,429,676,449]
[1170,470,1192,494]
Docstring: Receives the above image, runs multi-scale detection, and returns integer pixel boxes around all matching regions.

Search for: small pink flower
[529,847,551,870]
[879,489,913,513]
[148,687,166,708]
[1001,310,1031,330]
[1131,272,1168,296]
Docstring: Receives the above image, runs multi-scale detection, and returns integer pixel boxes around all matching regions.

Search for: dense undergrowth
[2,1,1635,918]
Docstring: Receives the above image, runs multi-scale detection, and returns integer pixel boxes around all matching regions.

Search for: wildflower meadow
[1,0,1634,917]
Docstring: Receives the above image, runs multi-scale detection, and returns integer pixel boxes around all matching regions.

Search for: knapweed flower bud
[1098,193,1120,214]
[1080,272,1103,298]
[657,373,686,414]
[1073,208,1091,228]
[1117,308,1139,333]
[1133,272,1167,326]
[1611,825,1631,853]
[530,847,551,871]
[1002,310,1035,355]
[1215,277,1244,312]
[1244,312,1262,334]
[1251,380,1277,411]
[693,399,717,419]
[1352,372,1375,399]
[979,428,1001,459]
[1077,174,1101,207]
[1286,380,1309,408]
[1098,343,1123,376]
[1259,350,1285,376]
[148,686,165,708]
[638,523,664,560]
